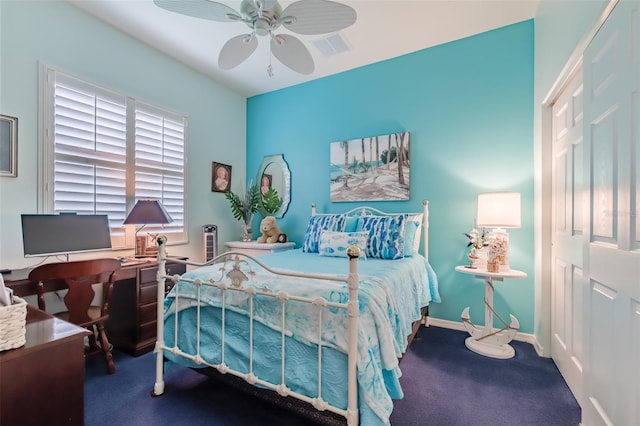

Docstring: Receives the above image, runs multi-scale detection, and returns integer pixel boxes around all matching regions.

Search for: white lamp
[476,192,521,271]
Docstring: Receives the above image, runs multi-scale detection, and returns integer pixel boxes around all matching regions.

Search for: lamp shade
[476,192,521,228]
[124,199,173,225]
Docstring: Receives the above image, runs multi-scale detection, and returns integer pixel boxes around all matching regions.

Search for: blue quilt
[162,249,439,425]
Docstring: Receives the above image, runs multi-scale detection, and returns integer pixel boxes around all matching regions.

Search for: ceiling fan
[153,0,357,76]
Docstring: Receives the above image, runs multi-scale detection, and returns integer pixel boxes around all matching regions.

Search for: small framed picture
[212,162,232,193]
[0,114,18,177]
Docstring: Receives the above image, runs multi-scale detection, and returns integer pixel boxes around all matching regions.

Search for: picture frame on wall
[0,114,18,177]
[330,131,410,202]
[212,162,232,193]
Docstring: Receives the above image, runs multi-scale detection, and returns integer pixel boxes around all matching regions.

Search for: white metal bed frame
[152,200,429,426]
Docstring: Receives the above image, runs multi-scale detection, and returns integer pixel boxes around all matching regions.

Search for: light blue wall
[247,21,535,332]
[0,0,246,268]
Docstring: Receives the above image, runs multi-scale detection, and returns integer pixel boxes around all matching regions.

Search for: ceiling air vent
[313,33,351,57]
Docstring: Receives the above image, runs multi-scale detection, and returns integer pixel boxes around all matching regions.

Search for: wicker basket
[0,296,27,351]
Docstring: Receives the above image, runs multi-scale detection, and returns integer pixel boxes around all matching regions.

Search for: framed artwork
[0,114,18,177]
[212,162,232,193]
[260,173,272,196]
[330,131,410,202]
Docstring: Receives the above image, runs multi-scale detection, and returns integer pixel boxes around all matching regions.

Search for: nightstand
[455,265,527,359]
[224,241,296,257]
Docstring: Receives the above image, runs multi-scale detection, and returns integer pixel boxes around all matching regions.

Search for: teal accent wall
[247,21,535,332]
[0,1,246,268]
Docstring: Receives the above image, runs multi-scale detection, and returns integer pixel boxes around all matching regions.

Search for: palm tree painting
[330,132,410,202]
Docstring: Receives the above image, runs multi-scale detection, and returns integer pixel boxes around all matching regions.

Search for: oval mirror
[257,154,291,218]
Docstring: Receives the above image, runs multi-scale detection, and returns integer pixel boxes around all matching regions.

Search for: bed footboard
[152,236,361,426]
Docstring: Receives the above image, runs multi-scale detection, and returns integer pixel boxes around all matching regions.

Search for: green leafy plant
[225,182,261,223]
[259,187,283,215]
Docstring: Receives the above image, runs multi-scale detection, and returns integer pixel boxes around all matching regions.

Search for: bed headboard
[310,200,429,259]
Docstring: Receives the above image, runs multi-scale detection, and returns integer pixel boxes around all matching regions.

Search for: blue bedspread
[162,249,439,425]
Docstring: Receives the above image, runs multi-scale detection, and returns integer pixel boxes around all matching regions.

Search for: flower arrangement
[464,228,489,250]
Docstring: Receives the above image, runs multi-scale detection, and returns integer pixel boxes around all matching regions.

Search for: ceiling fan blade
[282,0,356,35]
[271,34,314,75]
[153,0,241,22]
[219,34,258,69]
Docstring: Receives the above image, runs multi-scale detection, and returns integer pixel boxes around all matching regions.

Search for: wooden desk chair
[28,258,122,374]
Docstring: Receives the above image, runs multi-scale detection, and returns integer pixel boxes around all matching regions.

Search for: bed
[152,201,440,425]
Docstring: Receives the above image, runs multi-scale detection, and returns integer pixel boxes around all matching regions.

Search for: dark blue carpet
[85,326,580,425]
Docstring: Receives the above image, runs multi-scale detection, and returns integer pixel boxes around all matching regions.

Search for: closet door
[551,68,585,408]
[582,1,640,424]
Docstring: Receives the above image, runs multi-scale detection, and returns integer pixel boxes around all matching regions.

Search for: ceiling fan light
[254,18,270,36]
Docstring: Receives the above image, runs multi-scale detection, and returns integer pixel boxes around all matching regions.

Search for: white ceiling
[68,0,539,97]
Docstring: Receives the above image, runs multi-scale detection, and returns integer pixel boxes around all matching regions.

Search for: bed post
[311,202,317,216]
[423,199,429,260]
[153,235,168,396]
[345,245,360,426]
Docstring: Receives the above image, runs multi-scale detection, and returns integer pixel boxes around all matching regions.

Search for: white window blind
[40,65,187,249]
[133,104,185,239]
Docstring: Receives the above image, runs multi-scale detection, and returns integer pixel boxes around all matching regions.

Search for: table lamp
[123,199,173,257]
[476,192,521,271]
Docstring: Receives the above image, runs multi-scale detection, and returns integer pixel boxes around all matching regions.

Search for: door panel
[582,1,640,425]
[551,65,584,407]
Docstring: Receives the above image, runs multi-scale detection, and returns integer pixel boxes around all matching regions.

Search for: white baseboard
[425,316,546,357]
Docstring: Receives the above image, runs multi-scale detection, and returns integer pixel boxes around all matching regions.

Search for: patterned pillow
[318,231,368,258]
[302,214,346,253]
[359,214,407,259]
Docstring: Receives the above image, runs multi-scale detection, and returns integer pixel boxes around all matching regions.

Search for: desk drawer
[139,302,157,324]
[140,320,157,342]
[139,266,158,284]
[139,283,157,305]
[139,281,176,305]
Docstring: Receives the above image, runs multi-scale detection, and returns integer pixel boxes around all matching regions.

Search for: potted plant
[225,181,261,241]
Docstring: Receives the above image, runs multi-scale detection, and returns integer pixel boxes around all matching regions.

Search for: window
[39,65,187,249]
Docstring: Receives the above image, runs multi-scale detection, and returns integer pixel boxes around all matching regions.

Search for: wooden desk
[0,306,89,426]
[4,257,187,356]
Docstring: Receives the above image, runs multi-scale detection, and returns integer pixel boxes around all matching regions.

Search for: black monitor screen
[21,213,112,257]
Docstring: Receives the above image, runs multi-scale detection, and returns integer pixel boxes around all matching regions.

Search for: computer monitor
[21,213,112,258]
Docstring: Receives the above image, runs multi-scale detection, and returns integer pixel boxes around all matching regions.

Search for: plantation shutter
[133,104,186,240]
[42,66,187,250]
[52,74,128,246]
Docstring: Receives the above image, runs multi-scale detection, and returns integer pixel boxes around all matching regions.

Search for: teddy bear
[257,215,282,244]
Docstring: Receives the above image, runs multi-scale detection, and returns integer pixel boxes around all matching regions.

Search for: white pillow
[318,230,368,258]
[405,213,423,256]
